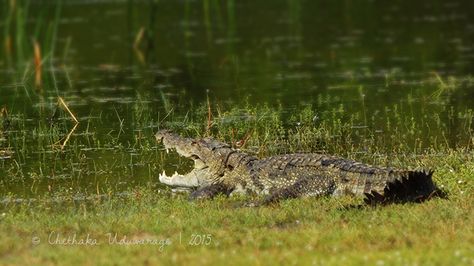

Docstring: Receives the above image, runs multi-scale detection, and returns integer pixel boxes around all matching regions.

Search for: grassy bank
[1,137,473,265]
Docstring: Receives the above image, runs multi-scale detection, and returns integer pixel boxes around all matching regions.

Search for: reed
[1,0,64,93]
[33,40,41,89]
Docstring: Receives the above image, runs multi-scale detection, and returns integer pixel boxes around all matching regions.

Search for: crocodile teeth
[159,171,183,178]
[159,170,167,179]
[159,170,170,183]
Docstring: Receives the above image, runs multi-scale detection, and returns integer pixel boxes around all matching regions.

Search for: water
[0,0,473,199]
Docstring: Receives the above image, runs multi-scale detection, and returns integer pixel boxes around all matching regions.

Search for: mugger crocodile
[156,130,446,205]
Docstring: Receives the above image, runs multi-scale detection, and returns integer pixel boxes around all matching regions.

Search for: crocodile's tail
[364,170,447,205]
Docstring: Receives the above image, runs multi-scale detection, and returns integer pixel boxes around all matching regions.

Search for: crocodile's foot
[188,183,234,201]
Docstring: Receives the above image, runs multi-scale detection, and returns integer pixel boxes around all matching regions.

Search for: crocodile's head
[155,130,232,188]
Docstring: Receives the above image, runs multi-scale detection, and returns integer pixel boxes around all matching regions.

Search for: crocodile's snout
[155,129,173,143]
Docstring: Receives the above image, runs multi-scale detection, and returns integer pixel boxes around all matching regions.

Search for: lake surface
[1,0,473,200]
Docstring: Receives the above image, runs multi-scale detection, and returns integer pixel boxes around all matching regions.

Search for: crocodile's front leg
[189,183,235,200]
[261,175,335,205]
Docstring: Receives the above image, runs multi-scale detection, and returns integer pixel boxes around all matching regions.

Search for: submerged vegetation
[0,0,473,265]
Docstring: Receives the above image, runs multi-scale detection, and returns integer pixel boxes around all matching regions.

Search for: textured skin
[156,130,445,205]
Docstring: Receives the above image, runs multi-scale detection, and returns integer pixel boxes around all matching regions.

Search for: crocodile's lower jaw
[159,170,200,188]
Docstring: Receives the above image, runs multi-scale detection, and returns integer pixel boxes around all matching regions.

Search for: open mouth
[156,132,210,188]
[157,156,209,188]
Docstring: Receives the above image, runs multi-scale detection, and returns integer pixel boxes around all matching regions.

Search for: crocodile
[156,130,446,205]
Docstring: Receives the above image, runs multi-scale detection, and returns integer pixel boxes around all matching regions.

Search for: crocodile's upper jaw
[155,130,228,188]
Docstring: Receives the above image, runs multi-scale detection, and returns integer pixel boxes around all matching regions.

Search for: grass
[0,151,472,265]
